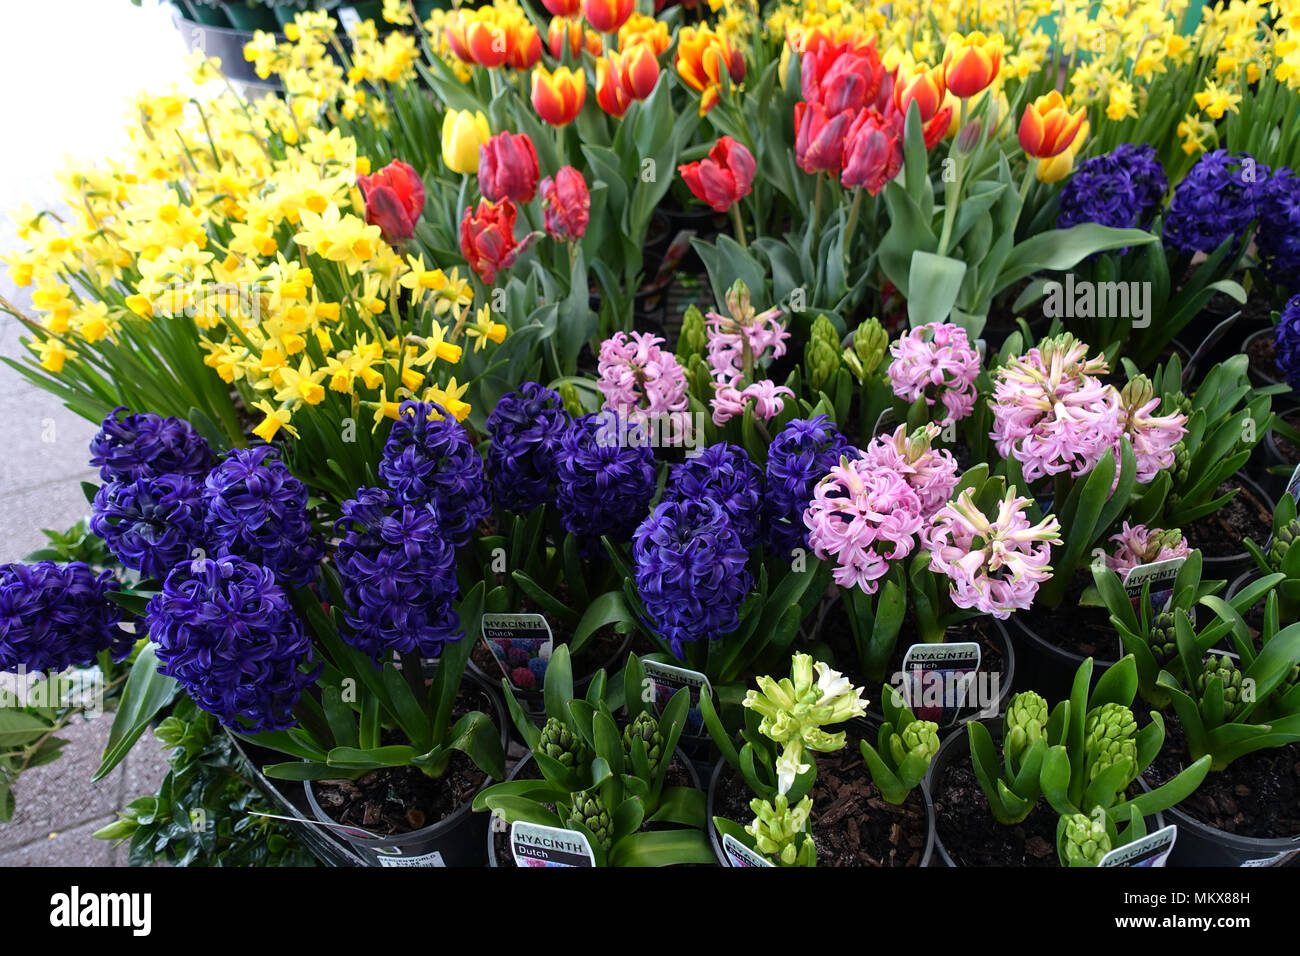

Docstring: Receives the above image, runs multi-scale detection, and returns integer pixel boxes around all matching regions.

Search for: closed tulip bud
[540,166,590,241]
[507,21,542,70]
[894,63,945,121]
[465,15,511,69]
[478,131,539,203]
[442,108,491,175]
[853,316,888,374]
[618,41,660,100]
[532,65,587,126]
[1084,702,1138,781]
[357,158,425,244]
[542,0,581,17]
[678,136,756,213]
[794,100,852,174]
[444,11,472,62]
[840,108,903,194]
[1019,90,1087,159]
[595,55,631,117]
[1036,120,1089,183]
[582,0,634,33]
[942,31,1002,99]
[1063,812,1111,866]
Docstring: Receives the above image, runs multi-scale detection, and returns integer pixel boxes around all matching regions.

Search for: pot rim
[302,669,509,847]
[487,745,703,867]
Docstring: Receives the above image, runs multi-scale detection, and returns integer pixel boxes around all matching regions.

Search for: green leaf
[447,710,506,781]
[572,591,634,657]
[607,829,717,867]
[907,251,967,327]
[93,644,179,781]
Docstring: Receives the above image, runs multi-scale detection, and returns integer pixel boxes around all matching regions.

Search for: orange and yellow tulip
[942,31,1001,98]
[618,42,660,100]
[676,26,745,115]
[1018,90,1086,159]
[596,55,631,116]
[532,65,587,126]
[582,0,634,34]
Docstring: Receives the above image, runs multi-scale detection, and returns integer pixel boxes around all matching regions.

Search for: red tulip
[794,101,852,174]
[478,131,540,204]
[840,109,902,194]
[801,40,884,116]
[460,199,525,284]
[583,0,634,34]
[540,166,590,241]
[542,0,581,17]
[678,136,755,213]
[357,159,425,243]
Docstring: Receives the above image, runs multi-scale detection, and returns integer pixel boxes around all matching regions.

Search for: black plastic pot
[1196,473,1276,581]
[1005,606,1118,705]
[705,754,935,867]
[926,721,1164,867]
[487,748,702,866]
[1244,328,1286,389]
[1137,776,1300,867]
[227,732,366,866]
[301,671,509,866]
[173,15,282,89]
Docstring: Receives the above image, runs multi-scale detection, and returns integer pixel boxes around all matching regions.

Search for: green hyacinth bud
[621,711,664,776]
[1005,691,1049,765]
[1171,440,1190,487]
[538,717,588,769]
[853,317,888,376]
[1084,702,1138,782]
[1268,518,1299,571]
[1170,391,1192,417]
[555,380,585,419]
[746,793,813,866]
[1197,654,1246,721]
[888,719,940,767]
[1063,813,1111,866]
[678,304,707,361]
[568,791,613,852]
[1120,375,1155,413]
[806,314,842,391]
[1147,610,1179,666]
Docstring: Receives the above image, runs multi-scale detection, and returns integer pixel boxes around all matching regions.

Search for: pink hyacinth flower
[1105,522,1191,578]
[989,334,1124,483]
[862,423,960,519]
[596,331,690,440]
[704,282,789,386]
[803,458,925,594]
[711,379,794,426]
[1113,378,1187,485]
[927,488,1063,618]
[887,322,982,427]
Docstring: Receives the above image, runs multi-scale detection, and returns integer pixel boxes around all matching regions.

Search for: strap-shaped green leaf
[608,829,716,867]
[93,643,179,782]
[447,710,506,781]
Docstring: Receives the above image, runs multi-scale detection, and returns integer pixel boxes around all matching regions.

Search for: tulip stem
[813,174,823,231]
[844,189,864,254]
[731,203,748,250]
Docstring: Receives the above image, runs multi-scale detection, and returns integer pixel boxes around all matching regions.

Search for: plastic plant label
[641,659,711,738]
[510,821,595,867]
[373,849,447,867]
[1241,849,1295,867]
[481,613,553,693]
[1284,462,1300,508]
[722,832,773,868]
[338,6,362,32]
[898,642,982,727]
[1098,825,1177,867]
[1122,556,1186,619]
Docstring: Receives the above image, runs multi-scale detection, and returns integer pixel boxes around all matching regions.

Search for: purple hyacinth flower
[0,561,129,672]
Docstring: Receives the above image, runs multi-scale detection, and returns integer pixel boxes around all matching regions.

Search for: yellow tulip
[441,108,490,175]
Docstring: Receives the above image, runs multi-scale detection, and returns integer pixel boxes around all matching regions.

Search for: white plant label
[510,821,596,867]
[1099,825,1177,867]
